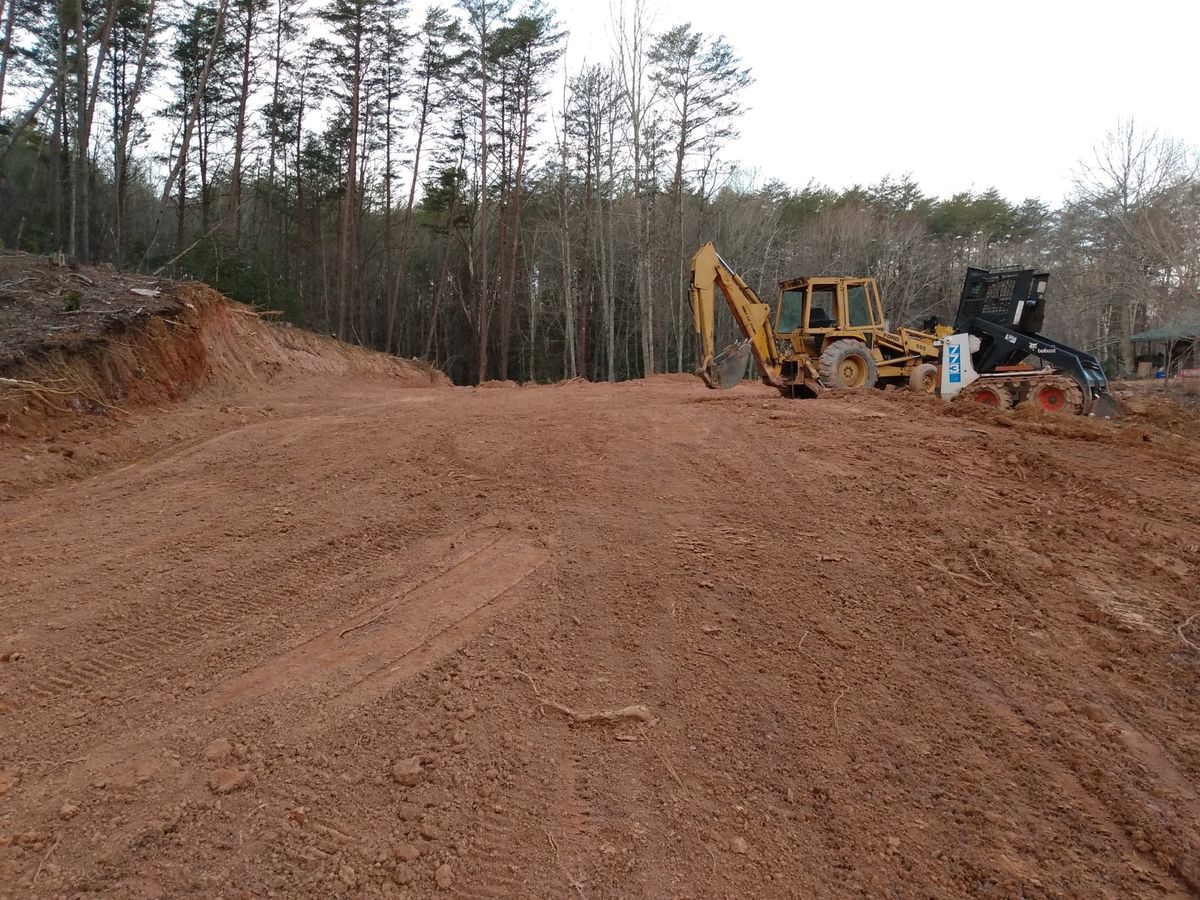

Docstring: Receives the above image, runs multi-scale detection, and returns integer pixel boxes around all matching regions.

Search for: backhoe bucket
[1090,391,1123,419]
[702,339,751,389]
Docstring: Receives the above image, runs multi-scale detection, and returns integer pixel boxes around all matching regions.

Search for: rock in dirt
[1082,703,1113,724]
[731,836,750,855]
[203,738,234,762]
[392,863,415,885]
[0,770,17,798]
[339,864,358,887]
[420,822,442,841]
[434,862,453,889]
[59,801,80,819]
[393,842,421,862]
[208,768,253,795]
[392,757,423,787]
[1044,700,1070,716]
[396,802,422,821]
[420,786,452,808]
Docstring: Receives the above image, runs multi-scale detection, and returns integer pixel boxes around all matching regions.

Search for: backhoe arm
[690,242,783,389]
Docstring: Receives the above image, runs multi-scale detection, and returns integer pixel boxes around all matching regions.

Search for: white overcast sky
[543,0,1200,204]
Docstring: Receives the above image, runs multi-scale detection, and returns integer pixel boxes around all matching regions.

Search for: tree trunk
[71,0,88,260]
[142,0,229,266]
[423,192,461,359]
[335,15,363,340]
[475,79,491,382]
[472,4,494,383]
[112,0,157,265]
[176,146,187,255]
[229,1,256,245]
[560,183,576,379]
[498,81,532,381]
[52,49,65,251]
[385,83,430,354]
[264,0,286,244]
[0,0,18,119]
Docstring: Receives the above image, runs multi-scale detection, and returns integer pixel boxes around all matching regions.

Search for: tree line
[1,0,1197,383]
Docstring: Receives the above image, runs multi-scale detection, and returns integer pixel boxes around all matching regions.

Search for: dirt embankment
[0,252,446,437]
[0,253,447,498]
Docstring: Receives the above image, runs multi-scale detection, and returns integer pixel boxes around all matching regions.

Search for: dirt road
[2,374,1199,897]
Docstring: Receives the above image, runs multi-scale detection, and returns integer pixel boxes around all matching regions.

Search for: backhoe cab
[690,242,945,397]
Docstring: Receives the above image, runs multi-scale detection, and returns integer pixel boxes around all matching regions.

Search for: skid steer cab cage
[950,266,1121,417]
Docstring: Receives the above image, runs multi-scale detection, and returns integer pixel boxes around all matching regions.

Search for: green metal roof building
[1131,316,1200,375]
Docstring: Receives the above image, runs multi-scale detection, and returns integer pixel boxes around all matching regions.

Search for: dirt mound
[0,254,446,438]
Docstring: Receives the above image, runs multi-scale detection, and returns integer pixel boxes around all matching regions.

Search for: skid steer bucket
[1090,391,1123,419]
[702,339,751,389]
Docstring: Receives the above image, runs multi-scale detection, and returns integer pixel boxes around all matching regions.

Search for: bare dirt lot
[2,278,1199,897]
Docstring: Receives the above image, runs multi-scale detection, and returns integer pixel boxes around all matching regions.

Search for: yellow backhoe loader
[689,242,1122,416]
[689,241,945,398]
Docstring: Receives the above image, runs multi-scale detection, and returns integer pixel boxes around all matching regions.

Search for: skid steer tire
[818,339,878,390]
[908,363,939,394]
[958,381,1014,410]
[1026,377,1085,415]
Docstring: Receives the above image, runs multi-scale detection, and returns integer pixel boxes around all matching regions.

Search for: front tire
[818,339,878,390]
[908,363,938,394]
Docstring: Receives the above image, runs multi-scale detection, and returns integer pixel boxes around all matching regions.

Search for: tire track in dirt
[209,528,549,712]
[457,791,573,900]
[14,523,414,706]
[5,519,551,816]
[959,668,1189,890]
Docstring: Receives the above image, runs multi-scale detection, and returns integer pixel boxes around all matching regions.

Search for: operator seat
[809,309,834,328]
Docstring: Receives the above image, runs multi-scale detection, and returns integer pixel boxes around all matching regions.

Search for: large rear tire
[909,363,938,394]
[818,339,878,390]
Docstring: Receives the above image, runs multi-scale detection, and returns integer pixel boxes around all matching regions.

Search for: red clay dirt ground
[1,278,1200,897]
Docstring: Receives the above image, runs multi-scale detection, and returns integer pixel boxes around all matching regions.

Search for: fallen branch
[641,725,686,791]
[832,687,848,738]
[1178,613,1199,652]
[516,668,541,697]
[545,829,584,897]
[516,669,656,725]
[540,699,656,726]
[968,549,997,585]
[337,603,397,639]
[921,551,991,589]
[32,836,60,886]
